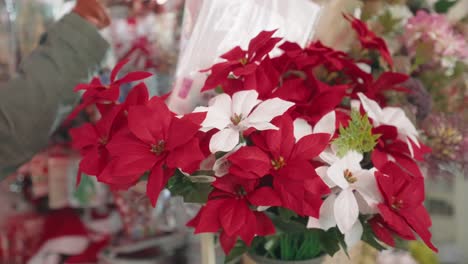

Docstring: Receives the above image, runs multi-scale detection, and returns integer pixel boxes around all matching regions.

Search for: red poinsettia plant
[70,15,436,261]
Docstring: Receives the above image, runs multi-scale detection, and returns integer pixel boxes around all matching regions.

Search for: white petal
[209,128,240,153]
[356,62,372,73]
[406,137,415,158]
[355,192,379,215]
[257,206,270,212]
[193,106,209,113]
[213,156,230,177]
[201,94,232,130]
[200,155,216,171]
[357,92,383,125]
[246,122,279,131]
[327,159,350,190]
[319,147,339,165]
[344,220,363,248]
[382,107,419,138]
[247,98,294,124]
[316,166,336,188]
[313,111,336,136]
[350,99,361,111]
[294,118,313,141]
[231,90,260,118]
[307,217,321,229]
[334,189,359,233]
[342,151,363,172]
[353,169,382,205]
[188,175,217,183]
[320,194,338,230]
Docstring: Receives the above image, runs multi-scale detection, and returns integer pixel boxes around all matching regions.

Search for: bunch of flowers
[402,10,468,71]
[70,15,436,260]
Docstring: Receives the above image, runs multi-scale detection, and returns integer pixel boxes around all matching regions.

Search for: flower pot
[245,253,324,264]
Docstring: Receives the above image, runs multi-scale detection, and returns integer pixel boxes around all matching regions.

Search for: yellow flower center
[151,140,166,155]
[344,169,357,184]
[271,156,286,170]
[230,113,243,126]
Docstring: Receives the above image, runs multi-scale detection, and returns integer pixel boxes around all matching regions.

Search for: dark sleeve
[0,13,109,175]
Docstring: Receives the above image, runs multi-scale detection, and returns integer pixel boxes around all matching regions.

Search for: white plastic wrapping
[168,0,322,114]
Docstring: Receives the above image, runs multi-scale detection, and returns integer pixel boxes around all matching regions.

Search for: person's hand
[73,0,111,29]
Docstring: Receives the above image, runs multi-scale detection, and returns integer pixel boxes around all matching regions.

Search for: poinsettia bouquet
[69,15,437,261]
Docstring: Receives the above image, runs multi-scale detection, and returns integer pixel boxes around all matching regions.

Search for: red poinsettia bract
[230,116,331,217]
[371,162,437,252]
[70,106,122,183]
[187,176,280,254]
[344,14,393,68]
[201,30,281,96]
[67,59,152,121]
[100,97,204,205]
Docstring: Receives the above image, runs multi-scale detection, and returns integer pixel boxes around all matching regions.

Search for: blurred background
[0,0,466,263]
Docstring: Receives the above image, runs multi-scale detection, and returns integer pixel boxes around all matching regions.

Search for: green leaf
[362,223,387,251]
[434,0,458,13]
[278,208,298,222]
[317,228,341,256]
[225,241,247,264]
[267,212,307,233]
[73,174,96,206]
[167,170,212,203]
[215,85,224,94]
[333,110,380,157]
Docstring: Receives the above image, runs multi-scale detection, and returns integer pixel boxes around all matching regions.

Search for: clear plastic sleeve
[168,0,322,114]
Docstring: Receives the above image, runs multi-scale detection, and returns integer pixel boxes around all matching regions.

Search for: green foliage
[73,174,96,206]
[333,110,380,157]
[362,222,387,251]
[318,228,344,257]
[251,230,323,261]
[434,0,458,13]
[225,241,248,264]
[378,10,401,34]
[166,169,212,203]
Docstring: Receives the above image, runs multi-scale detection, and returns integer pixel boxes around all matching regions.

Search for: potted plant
[69,14,437,264]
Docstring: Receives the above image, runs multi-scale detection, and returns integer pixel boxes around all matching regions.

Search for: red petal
[146,163,170,206]
[220,199,249,236]
[281,160,316,180]
[220,46,247,61]
[117,71,153,84]
[228,146,271,178]
[248,30,277,59]
[378,204,416,240]
[239,212,257,246]
[220,231,238,255]
[247,187,282,207]
[302,191,325,218]
[265,116,295,159]
[70,123,99,150]
[166,117,201,151]
[400,206,438,252]
[111,59,131,82]
[369,216,396,246]
[254,212,275,236]
[188,199,225,233]
[124,82,149,107]
[98,158,145,186]
[79,149,108,177]
[127,106,162,144]
[251,37,282,62]
[304,176,330,196]
[291,133,330,160]
[166,138,204,173]
[232,63,257,76]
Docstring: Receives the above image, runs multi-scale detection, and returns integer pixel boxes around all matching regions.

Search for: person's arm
[0,13,109,174]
